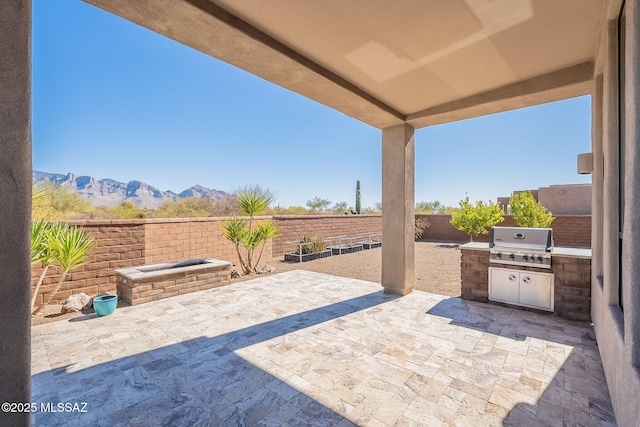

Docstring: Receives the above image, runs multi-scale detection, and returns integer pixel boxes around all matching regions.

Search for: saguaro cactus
[355,180,361,214]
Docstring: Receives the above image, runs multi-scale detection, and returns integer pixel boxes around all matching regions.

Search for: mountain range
[33,171,229,208]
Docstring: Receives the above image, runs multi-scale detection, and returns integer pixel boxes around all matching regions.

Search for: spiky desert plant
[31,223,96,315]
[30,220,63,312]
[222,187,281,275]
[355,181,361,214]
[294,236,327,255]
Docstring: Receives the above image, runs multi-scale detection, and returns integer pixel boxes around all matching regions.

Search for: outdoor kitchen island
[460,242,592,322]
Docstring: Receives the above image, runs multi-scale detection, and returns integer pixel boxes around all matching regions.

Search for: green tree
[32,183,93,219]
[209,195,240,217]
[415,201,453,214]
[31,221,96,315]
[306,196,332,212]
[154,197,215,218]
[271,205,309,215]
[450,196,504,241]
[108,201,147,219]
[222,186,281,275]
[509,191,555,228]
[333,201,349,213]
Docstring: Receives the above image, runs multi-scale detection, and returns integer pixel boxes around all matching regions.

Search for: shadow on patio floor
[32,288,397,426]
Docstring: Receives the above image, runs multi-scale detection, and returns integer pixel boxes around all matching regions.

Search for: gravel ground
[32,241,461,325]
[262,241,462,296]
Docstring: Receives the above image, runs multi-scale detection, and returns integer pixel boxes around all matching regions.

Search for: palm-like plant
[30,220,64,313]
[30,222,96,315]
[222,187,280,275]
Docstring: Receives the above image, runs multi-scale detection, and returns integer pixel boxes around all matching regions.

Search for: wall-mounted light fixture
[577,152,593,174]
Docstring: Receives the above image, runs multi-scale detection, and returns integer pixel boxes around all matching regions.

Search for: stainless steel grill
[489,226,553,269]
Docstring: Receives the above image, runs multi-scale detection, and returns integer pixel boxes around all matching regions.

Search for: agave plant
[30,222,96,315]
[222,187,281,275]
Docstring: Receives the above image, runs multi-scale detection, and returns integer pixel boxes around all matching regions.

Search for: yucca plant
[30,222,96,315]
[30,220,65,313]
[222,187,281,275]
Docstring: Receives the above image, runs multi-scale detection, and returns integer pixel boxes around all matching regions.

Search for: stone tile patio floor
[31,271,616,427]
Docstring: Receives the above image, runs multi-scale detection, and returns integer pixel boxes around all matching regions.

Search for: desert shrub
[415,218,430,239]
[293,236,327,254]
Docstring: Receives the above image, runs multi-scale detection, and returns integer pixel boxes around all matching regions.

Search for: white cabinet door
[519,272,553,310]
[489,268,520,304]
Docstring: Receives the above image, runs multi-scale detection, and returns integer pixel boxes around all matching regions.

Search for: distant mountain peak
[33,170,229,208]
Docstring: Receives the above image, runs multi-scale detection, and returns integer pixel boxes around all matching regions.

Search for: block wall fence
[31,214,590,305]
[416,214,592,248]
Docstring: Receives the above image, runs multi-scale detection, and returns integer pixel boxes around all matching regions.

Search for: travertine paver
[31,271,616,426]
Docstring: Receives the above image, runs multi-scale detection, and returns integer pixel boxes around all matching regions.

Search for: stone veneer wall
[460,248,591,322]
[417,214,591,248]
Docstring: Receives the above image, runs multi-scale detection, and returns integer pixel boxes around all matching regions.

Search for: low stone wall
[116,259,231,306]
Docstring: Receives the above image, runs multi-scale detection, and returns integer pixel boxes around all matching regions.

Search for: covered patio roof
[83,0,602,129]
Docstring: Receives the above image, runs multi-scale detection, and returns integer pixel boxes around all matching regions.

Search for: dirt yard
[32,241,461,325]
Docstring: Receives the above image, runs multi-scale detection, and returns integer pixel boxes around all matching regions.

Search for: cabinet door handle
[508,274,517,281]
[522,276,531,284]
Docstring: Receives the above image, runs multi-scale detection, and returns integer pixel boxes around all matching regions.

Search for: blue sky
[32,0,592,209]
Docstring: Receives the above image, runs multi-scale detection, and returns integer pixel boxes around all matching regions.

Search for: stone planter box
[284,249,332,263]
[116,258,231,306]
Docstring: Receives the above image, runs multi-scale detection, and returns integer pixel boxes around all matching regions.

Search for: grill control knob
[537,255,543,261]
[496,252,502,258]
[523,254,528,260]
[509,253,515,259]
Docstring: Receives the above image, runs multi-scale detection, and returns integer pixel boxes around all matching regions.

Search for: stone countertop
[460,242,592,259]
[460,242,491,251]
[551,247,592,259]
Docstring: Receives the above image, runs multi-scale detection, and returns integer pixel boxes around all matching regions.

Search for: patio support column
[0,1,32,426]
[381,124,415,295]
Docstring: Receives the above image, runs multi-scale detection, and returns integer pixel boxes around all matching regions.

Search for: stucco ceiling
[84,0,604,129]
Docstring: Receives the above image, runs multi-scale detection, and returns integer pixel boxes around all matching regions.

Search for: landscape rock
[60,293,92,314]
[256,265,275,274]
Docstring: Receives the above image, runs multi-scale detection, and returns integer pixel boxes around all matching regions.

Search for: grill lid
[489,227,553,251]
